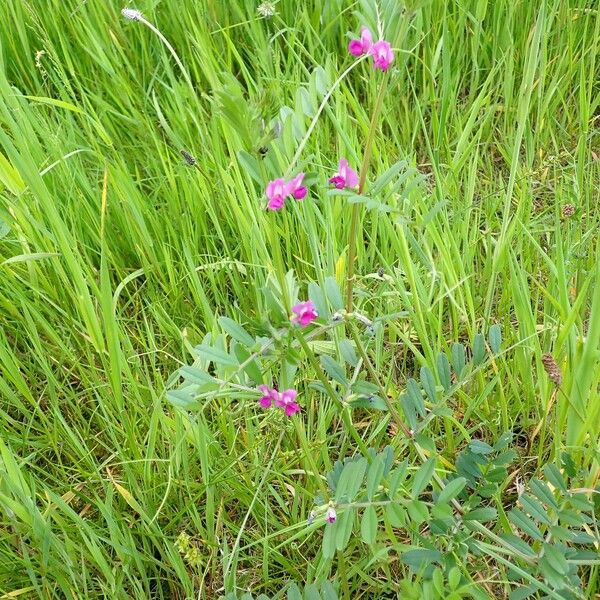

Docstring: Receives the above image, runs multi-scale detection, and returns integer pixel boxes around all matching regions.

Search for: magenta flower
[291,300,318,327]
[370,40,394,71]
[258,384,279,409]
[257,385,300,416]
[329,158,359,190]
[325,506,337,524]
[276,389,301,416]
[348,26,373,56]
[266,178,288,210]
[286,173,308,200]
[348,26,394,71]
[266,173,307,210]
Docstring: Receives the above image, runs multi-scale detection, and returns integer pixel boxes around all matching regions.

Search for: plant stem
[345,75,389,310]
[137,15,197,98]
[348,319,411,437]
[293,327,370,456]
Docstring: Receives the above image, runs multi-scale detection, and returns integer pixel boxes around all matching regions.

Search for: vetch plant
[159,3,600,598]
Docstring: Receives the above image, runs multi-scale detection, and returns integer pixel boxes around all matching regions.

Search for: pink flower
[348,26,373,57]
[329,158,359,190]
[257,385,300,416]
[266,178,288,210]
[370,40,394,71]
[291,300,318,327]
[258,384,279,409]
[266,173,307,210]
[276,389,300,416]
[325,506,337,523]
[286,173,307,200]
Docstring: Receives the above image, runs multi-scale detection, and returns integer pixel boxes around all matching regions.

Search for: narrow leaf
[488,324,502,353]
[437,353,452,391]
[360,505,378,545]
[437,477,467,505]
[411,457,436,497]
[194,344,238,366]
[218,317,255,347]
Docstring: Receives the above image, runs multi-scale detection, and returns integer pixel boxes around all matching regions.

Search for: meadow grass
[0,0,599,598]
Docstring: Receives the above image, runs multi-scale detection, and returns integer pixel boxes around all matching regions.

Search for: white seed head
[121,7,142,21]
[257,1,277,18]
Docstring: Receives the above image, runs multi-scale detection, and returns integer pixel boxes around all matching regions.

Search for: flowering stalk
[345,75,389,310]
[121,8,196,97]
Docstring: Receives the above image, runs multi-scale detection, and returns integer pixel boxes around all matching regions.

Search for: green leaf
[366,453,386,500]
[237,150,262,185]
[538,556,567,589]
[437,353,452,391]
[348,395,388,411]
[320,581,338,600]
[308,282,329,320]
[448,567,461,590]
[335,509,355,551]
[0,218,10,239]
[388,460,408,497]
[335,458,367,502]
[463,507,497,521]
[472,333,487,365]
[402,548,442,570]
[314,66,329,97]
[194,343,238,366]
[519,494,552,525]
[432,502,454,520]
[339,339,358,366]
[508,585,537,600]
[287,583,303,600]
[324,276,343,311]
[508,508,544,541]
[451,343,466,378]
[420,366,437,403]
[500,534,536,558]
[529,479,558,510]
[468,440,494,455]
[179,366,214,385]
[385,503,405,528]
[218,317,255,347]
[437,477,466,505]
[406,378,426,417]
[400,393,417,430]
[412,457,436,497]
[360,505,378,545]
[166,388,199,409]
[568,493,593,512]
[488,324,502,353]
[321,521,337,559]
[233,344,263,384]
[370,159,409,196]
[559,508,591,527]
[320,354,348,386]
[304,584,321,600]
[543,464,566,492]
[0,153,26,195]
[407,499,429,524]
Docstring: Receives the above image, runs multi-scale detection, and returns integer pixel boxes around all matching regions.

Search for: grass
[0,0,599,598]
